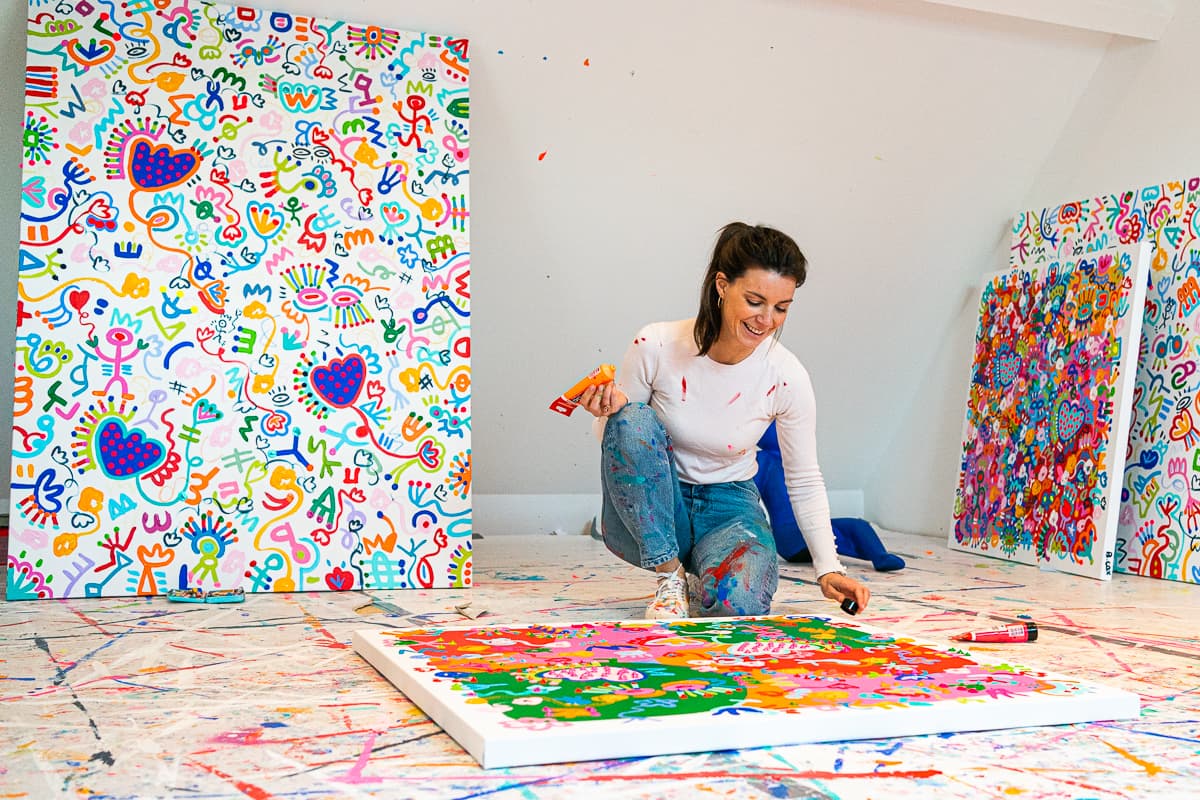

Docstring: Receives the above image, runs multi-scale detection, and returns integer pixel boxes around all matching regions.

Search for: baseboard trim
[473,490,865,536]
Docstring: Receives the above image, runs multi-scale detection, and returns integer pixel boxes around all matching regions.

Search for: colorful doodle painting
[353,615,1140,769]
[951,244,1149,579]
[1013,182,1200,584]
[8,1,471,599]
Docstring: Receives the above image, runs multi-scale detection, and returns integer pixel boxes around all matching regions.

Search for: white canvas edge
[352,615,1141,769]
[1100,241,1150,577]
[948,243,1151,579]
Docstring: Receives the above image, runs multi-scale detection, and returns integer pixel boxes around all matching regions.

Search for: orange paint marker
[951,621,1038,643]
[549,364,616,417]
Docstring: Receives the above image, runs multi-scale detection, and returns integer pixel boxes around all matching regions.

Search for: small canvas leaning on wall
[1013,181,1200,585]
[8,1,471,599]
[951,244,1150,579]
[353,616,1140,769]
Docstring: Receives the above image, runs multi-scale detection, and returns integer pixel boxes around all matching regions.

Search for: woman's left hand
[817,572,871,612]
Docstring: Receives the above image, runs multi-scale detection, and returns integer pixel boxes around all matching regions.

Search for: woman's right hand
[579,382,628,418]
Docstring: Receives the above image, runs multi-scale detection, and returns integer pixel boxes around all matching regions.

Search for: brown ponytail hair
[693,222,807,356]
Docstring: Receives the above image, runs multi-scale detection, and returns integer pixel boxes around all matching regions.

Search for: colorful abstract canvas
[1013,181,1200,584]
[951,244,1150,579]
[8,1,471,599]
[353,615,1140,769]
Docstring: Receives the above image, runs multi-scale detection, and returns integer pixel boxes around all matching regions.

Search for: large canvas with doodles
[353,616,1140,769]
[951,244,1149,579]
[1013,181,1200,585]
[8,1,472,599]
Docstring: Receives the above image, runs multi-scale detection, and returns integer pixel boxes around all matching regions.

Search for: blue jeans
[599,403,779,616]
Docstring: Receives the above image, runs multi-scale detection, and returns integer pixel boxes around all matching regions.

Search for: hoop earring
[717,294,723,308]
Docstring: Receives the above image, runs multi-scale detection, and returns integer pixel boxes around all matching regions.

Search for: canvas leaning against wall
[1013,181,1200,585]
[8,1,471,599]
[951,244,1150,580]
[353,616,1141,769]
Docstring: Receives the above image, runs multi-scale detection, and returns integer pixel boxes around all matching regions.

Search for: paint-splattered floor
[2,530,1197,799]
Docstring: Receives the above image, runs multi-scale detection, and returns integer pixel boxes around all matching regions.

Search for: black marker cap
[840,598,859,616]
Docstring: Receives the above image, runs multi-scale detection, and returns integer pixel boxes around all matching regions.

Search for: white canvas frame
[949,243,1151,579]
[353,616,1140,769]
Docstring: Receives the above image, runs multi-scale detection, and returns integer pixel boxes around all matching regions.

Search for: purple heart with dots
[311,354,367,408]
[128,138,200,191]
[97,419,166,478]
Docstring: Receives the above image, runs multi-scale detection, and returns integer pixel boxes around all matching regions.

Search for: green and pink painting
[353,615,1140,768]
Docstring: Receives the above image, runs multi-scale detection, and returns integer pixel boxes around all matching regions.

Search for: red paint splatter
[681,377,687,401]
[728,392,741,405]
[538,151,547,161]
[710,542,754,582]
[186,759,275,799]
[766,384,777,397]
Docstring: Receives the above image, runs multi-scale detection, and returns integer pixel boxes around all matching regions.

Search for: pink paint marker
[951,621,1038,643]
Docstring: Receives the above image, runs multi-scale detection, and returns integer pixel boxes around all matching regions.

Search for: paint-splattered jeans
[599,402,779,616]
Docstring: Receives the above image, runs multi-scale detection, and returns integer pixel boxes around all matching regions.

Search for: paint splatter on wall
[8,1,471,599]
[952,246,1148,579]
[1013,182,1200,584]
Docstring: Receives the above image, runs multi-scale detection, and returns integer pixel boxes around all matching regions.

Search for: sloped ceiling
[921,0,1175,40]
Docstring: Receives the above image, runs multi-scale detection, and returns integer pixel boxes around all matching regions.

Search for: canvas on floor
[1013,181,1200,584]
[353,615,1141,769]
[951,244,1150,579]
[8,1,471,599]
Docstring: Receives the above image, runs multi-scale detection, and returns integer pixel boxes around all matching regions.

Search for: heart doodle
[993,345,1019,388]
[311,354,366,408]
[418,439,441,470]
[21,176,46,208]
[67,289,90,312]
[1054,399,1087,442]
[127,136,202,191]
[324,567,355,591]
[247,201,285,239]
[194,399,223,423]
[97,419,166,479]
[1169,409,1194,441]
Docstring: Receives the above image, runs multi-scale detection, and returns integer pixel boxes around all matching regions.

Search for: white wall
[0,0,1117,531]
[1024,0,1200,206]
[866,3,1200,535]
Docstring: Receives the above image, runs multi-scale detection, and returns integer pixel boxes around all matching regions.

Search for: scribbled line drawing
[1013,180,1200,584]
[10,1,473,598]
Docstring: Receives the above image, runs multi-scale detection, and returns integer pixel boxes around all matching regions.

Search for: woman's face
[715,267,798,356]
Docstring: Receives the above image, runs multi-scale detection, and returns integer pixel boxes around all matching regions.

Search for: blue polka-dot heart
[993,344,1019,388]
[127,137,201,191]
[311,354,366,408]
[97,419,166,479]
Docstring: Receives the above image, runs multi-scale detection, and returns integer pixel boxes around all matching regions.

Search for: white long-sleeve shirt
[604,318,844,578]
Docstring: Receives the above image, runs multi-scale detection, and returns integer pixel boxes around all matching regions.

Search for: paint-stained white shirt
[609,318,844,579]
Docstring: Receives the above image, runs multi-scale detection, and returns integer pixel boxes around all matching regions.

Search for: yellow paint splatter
[1100,739,1165,776]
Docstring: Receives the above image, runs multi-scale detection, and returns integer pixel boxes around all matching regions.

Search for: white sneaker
[645,566,688,619]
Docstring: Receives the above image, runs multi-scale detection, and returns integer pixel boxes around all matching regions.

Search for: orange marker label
[549,364,615,417]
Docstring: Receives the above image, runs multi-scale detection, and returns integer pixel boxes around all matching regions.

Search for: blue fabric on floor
[755,422,905,572]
